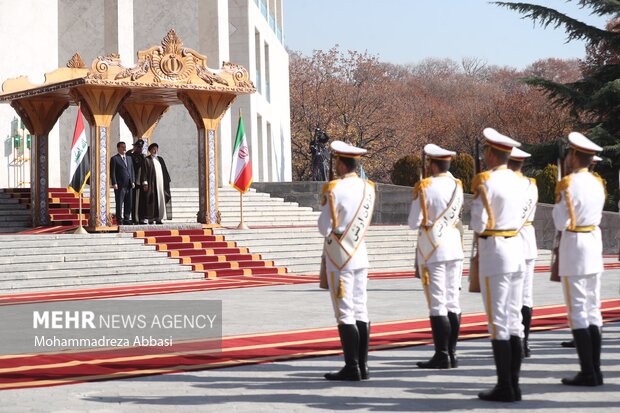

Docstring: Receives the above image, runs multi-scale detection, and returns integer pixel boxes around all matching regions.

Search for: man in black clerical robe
[139,143,172,224]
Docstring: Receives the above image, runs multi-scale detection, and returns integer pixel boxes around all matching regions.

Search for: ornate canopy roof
[0,30,256,105]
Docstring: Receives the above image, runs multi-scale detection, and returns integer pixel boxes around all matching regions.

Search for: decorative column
[179,91,235,226]
[11,99,68,227]
[72,86,130,231]
[118,102,168,143]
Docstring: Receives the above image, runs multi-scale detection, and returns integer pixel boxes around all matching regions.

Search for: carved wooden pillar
[72,86,130,230]
[11,99,68,226]
[118,102,168,143]
[179,91,235,226]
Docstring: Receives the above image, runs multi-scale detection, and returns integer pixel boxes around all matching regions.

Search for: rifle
[413,149,427,279]
[468,138,482,292]
[474,137,482,177]
[550,153,563,282]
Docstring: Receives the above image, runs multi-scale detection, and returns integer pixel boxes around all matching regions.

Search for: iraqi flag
[68,106,91,194]
[229,115,253,193]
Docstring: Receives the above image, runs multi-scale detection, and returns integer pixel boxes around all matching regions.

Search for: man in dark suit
[127,139,145,224]
[110,141,135,225]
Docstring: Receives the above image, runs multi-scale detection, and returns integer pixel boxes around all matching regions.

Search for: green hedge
[535,164,558,204]
[391,155,422,187]
[450,153,474,193]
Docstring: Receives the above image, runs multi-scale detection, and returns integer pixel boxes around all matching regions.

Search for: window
[254,30,262,94]
[264,42,270,102]
[257,114,264,181]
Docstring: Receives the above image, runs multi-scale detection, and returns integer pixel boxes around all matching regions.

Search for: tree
[288,48,409,182]
[289,50,575,183]
[496,1,620,209]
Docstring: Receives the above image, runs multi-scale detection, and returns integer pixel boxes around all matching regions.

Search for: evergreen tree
[496,1,620,210]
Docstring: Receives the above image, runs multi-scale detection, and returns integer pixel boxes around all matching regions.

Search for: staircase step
[134,229,214,237]
[141,235,226,244]
[201,266,286,279]
[190,260,274,271]
[163,246,250,255]
[177,253,262,263]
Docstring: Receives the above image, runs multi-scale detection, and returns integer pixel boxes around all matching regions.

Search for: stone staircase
[215,226,553,275]
[0,184,554,292]
[0,233,201,293]
[133,228,287,278]
[0,190,30,232]
[164,187,320,227]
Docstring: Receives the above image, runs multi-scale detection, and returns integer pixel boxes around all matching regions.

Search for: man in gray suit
[110,141,135,225]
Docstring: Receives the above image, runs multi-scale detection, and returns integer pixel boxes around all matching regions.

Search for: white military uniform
[408,172,464,316]
[518,176,538,308]
[553,150,605,330]
[318,170,375,325]
[510,147,538,309]
[470,130,526,341]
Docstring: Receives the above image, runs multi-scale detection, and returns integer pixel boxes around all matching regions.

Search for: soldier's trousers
[522,258,536,308]
[480,271,524,340]
[326,263,369,325]
[561,273,602,329]
[421,259,462,316]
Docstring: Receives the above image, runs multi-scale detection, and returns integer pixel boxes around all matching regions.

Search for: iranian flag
[229,115,253,193]
[68,106,90,194]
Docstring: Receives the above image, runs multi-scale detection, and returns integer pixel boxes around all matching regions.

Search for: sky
[283,0,610,69]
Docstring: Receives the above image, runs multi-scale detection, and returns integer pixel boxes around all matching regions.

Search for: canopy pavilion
[0,30,255,231]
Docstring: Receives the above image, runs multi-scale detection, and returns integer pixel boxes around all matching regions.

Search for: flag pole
[236,190,249,230]
[74,190,88,234]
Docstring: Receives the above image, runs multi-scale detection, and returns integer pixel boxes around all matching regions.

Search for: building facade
[0,0,291,189]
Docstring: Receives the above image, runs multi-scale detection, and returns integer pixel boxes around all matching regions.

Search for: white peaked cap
[509,147,531,161]
[568,132,603,154]
[330,140,367,158]
[424,143,456,159]
[593,155,602,162]
[482,127,521,152]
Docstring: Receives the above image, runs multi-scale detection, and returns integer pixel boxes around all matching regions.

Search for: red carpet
[2,261,620,305]
[0,299,618,391]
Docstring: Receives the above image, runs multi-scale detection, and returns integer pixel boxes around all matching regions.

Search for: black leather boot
[325,324,361,381]
[356,320,370,380]
[417,316,451,369]
[588,325,603,385]
[448,312,461,368]
[521,306,532,358]
[478,340,515,402]
[561,339,575,348]
[510,336,523,401]
[562,328,597,386]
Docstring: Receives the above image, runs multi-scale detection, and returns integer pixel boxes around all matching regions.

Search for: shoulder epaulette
[366,179,375,188]
[554,175,571,203]
[321,179,340,206]
[555,175,571,194]
[528,177,536,185]
[471,171,491,197]
[455,178,463,188]
[321,179,340,195]
[413,177,432,200]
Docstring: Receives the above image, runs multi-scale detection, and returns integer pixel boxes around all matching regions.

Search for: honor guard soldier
[559,153,603,350]
[553,132,605,387]
[408,144,464,369]
[318,141,376,381]
[471,128,527,402]
[507,147,538,358]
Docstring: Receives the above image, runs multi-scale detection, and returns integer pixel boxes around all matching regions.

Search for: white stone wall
[0,0,59,188]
